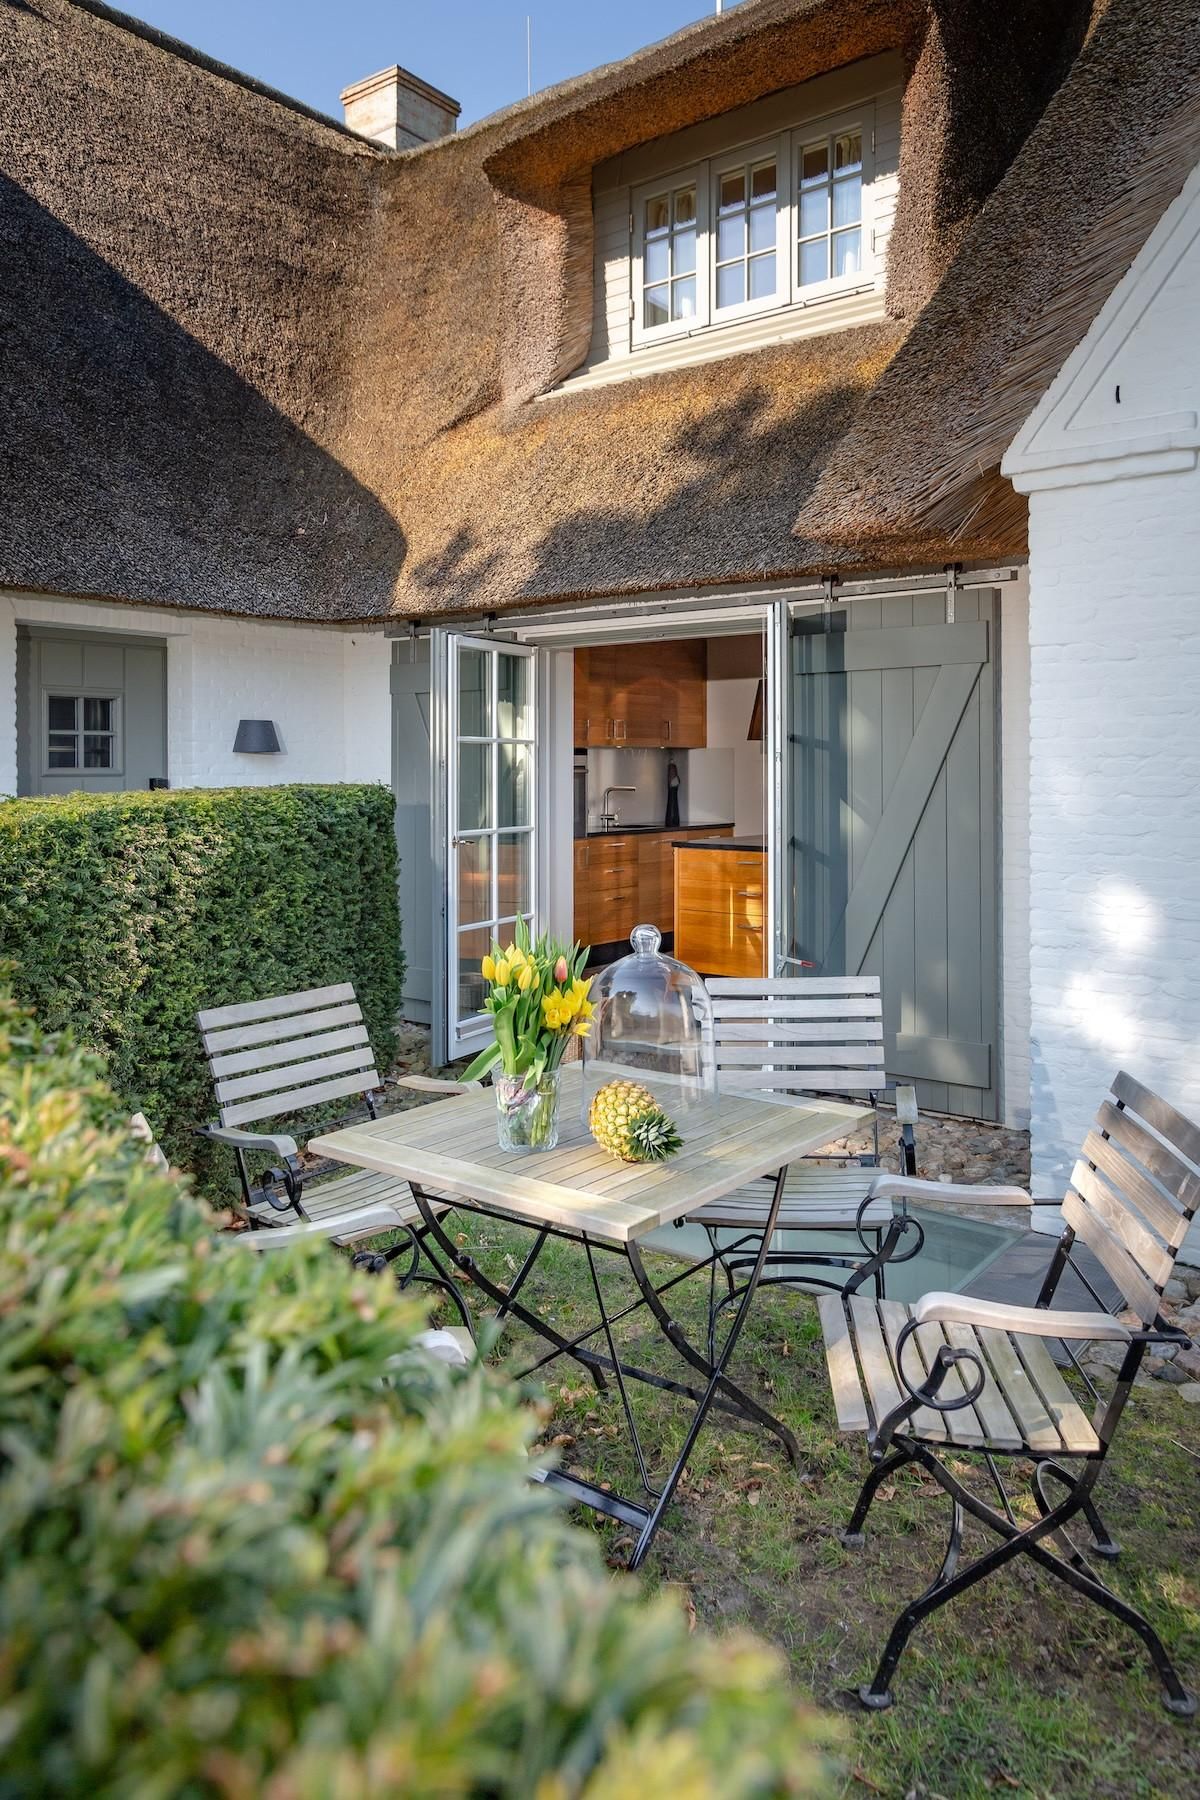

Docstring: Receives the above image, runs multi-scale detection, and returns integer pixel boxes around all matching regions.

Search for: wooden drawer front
[675,851,764,917]
[591,888,639,944]
[675,908,765,978]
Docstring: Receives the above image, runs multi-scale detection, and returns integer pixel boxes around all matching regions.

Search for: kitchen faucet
[600,785,636,831]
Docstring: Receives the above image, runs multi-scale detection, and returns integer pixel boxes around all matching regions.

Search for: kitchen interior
[572,632,767,977]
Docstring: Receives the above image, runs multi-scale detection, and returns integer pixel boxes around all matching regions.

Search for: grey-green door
[789,591,997,1117]
[17,629,167,795]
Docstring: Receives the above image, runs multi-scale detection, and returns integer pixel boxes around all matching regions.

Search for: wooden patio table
[311,1066,870,1567]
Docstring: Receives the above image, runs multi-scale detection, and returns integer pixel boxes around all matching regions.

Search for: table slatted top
[310,1069,870,1246]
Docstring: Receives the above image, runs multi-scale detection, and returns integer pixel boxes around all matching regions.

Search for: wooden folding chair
[819,1070,1197,1714]
[684,976,935,1299]
[195,983,473,1320]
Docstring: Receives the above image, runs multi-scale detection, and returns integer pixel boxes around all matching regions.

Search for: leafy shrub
[0,996,829,1796]
[0,785,403,1184]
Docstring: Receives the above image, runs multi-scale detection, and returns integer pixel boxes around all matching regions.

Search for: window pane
[457,836,491,925]
[644,284,669,327]
[457,925,493,1020]
[800,238,829,286]
[47,695,76,732]
[497,832,532,917]
[458,647,489,737]
[498,742,531,828]
[47,738,76,770]
[833,172,862,229]
[716,213,744,262]
[645,236,669,284]
[718,170,745,212]
[497,654,531,739]
[83,696,114,732]
[800,186,828,238]
[749,253,776,300]
[672,276,697,321]
[833,228,862,277]
[751,160,777,201]
[459,742,491,831]
[673,226,696,276]
[749,205,775,253]
[83,734,113,770]
[835,131,862,173]
[716,263,745,310]
[645,195,669,233]
[673,186,696,227]
[801,143,829,184]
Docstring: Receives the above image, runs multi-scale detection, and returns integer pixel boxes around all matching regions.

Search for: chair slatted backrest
[1063,1070,1200,1326]
[198,983,380,1129]
[706,976,886,1099]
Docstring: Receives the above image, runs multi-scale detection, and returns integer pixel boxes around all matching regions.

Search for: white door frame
[432,628,539,1064]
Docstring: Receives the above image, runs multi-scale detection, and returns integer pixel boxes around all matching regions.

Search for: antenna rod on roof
[526,15,532,96]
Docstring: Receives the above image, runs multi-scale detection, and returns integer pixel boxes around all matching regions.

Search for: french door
[435,632,538,1060]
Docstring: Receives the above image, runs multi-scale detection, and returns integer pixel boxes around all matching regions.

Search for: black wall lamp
[233,719,283,754]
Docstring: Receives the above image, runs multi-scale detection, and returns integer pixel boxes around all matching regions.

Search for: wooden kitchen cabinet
[573,643,706,748]
[575,826,732,948]
[674,844,767,977]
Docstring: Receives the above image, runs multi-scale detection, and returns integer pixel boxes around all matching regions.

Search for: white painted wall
[692,675,764,837]
[1004,159,1200,1257]
[0,592,391,793]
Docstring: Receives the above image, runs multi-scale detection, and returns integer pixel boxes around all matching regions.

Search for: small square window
[834,131,862,173]
[645,196,670,234]
[751,160,777,202]
[673,186,696,227]
[645,284,669,327]
[47,695,77,732]
[719,171,745,212]
[83,735,113,770]
[801,143,829,185]
[83,696,114,733]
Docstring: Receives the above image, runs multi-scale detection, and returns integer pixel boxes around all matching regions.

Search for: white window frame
[791,105,874,306]
[631,164,710,345]
[627,101,876,350]
[41,688,123,778]
[708,133,790,326]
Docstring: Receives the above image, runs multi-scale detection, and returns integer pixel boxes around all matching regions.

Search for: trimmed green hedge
[0,994,830,1794]
[0,785,403,1184]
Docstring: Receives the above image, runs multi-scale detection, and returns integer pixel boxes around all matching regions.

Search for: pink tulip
[554,955,569,984]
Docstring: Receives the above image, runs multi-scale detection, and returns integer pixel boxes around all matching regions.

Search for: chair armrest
[912,1290,1131,1343]
[867,1174,1031,1206]
[197,1124,300,1158]
[393,1075,481,1096]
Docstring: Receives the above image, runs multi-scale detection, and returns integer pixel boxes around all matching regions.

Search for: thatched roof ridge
[791,0,1200,558]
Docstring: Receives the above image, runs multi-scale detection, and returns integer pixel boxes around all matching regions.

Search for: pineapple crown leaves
[624,1106,683,1164]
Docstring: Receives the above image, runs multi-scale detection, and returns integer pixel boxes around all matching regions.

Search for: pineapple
[588,1079,682,1164]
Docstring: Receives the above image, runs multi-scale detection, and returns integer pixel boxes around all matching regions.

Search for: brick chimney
[340,65,461,150]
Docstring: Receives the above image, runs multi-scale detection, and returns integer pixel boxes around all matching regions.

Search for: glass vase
[494,1069,561,1154]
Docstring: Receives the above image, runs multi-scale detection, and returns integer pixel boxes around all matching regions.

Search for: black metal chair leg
[1019,1533,1196,1716]
[1034,1458,1120,1559]
[841,1446,913,1547]
[860,1488,964,1709]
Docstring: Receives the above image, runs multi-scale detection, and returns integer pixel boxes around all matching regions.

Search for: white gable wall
[1004,161,1200,1256]
[0,591,391,794]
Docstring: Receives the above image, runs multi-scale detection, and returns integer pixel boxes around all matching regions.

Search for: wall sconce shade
[233,719,282,754]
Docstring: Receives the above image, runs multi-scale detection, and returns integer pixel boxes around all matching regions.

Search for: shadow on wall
[0,178,408,620]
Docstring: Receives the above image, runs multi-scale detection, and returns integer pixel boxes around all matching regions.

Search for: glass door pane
[445,635,538,1056]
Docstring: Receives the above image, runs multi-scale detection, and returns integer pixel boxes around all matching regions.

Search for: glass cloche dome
[581,924,716,1117]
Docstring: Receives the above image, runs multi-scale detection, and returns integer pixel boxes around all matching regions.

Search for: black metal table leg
[410,1172,800,1570]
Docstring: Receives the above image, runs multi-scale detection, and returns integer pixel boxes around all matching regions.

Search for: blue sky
[124,2,741,130]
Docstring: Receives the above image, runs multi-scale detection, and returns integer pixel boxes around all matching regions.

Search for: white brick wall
[1026,466,1200,1211]
[0,592,391,793]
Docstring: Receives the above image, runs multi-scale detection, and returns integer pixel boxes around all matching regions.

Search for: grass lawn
[420,1213,1200,1800]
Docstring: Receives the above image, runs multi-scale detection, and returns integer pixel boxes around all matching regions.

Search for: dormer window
[630,105,874,348]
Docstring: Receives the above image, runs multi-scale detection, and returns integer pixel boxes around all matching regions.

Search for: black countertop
[578,821,734,840]
[672,835,765,851]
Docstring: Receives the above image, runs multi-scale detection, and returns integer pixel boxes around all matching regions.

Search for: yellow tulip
[517,964,533,992]
[495,959,511,987]
[481,954,496,983]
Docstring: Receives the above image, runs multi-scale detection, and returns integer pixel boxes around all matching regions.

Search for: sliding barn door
[788,591,997,1117]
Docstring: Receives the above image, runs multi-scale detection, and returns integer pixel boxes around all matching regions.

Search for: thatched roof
[791,0,1200,562]
[2,0,1195,623]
